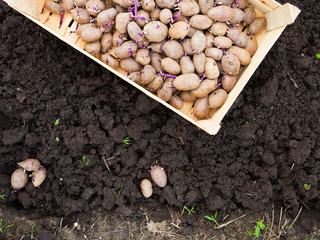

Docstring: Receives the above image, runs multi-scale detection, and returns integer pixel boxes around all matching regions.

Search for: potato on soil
[141,65,156,84]
[159,9,173,24]
[141,0,156,11]
[147,75,163,91]
[190,79,217,98]
[60,0,75,12]
[207,6,234,22]
[227,46,251,65]
[191,31,207,52]
[11,168,28,190]
[248,17,267,35]
[221,74,237,92]
[141,179,153,198]
[180,55,195,74]
[168,21,190,39]
[227,28,248,48]
[170,95,183,109]
[135,10,150,27]
[245,35,258,56]
[157,80,174,102]
[101,53,120,68]
[100,33,113,53]
[84,40,101,56]
[199,0,214,14]
[205,58,220,79]
[190,15,213,30]
[161,58,181,75]
[86,0,105,16]
[193,52,206,74]
[162,40,184,60]
[179,91,197,102]
[205,47,223,61]
[210,22,228,36]
[222,53,241,75]
[144,21,168,42]
[194,95,210,119]
[96,8,118,27]
[173,73,201,91]
[32,166,47,187]
[213,36,233,49]
[18,158,41,172]
[115,12,131,34]
[71,8,90,24]
[45,0,63,13]
[114,40,138,59]
[150,53,163,73]
[135,48,151,65]
[243,7,256,26]
[178,0,200,16]
[208,88,228,108]
[150,165,167,187]
[120,57,142,72]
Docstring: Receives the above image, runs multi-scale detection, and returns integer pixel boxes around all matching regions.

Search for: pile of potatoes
[44,0,267,119]
[11,158,47,190]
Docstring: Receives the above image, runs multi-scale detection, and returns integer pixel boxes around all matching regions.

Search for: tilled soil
[0,0,319,238]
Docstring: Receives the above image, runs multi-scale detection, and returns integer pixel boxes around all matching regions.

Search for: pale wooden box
[3,0,300,135]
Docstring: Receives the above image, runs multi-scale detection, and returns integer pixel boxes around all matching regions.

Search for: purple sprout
[41,6,45,14]
[200,73,206,81]
[134,0,138,16]
[59,10,65,28]
[127,71,131,76]
[138,32,144,36]
[115,40,121,46]
[157,73,177,78]
[172,8,181,22]
[105,20,115,29]
[147,88,155,92]
[157,23,160,29]
[128,47,135,58]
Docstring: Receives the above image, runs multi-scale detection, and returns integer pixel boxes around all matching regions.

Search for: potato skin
[243,7,256,26]
[210,22,228,36]
[221,53,241,76]
[141,65,156,84]
[161,57,181,75]
[114,40,138,59]
[227,46,251,66]
[135,48,151,65]
[141,179,153,198]
[11,168,28,190]
[208,89,228,108]
[84,40,101,56]
[71,8,90,24]
[160,9,173,24]
[101,53,120,68]
[86,0,105,16]
[213,36,233,49]
[18,158,41,171]
[150,165,167,187]
[162,40,184,60]
[245,36,258,56]
[193,53,206,74]
[173,73,201,90]
[221,74,237,92]
[205,47,223,61]
[227,28,248,48]
[179,91,197,102]
[81,27,102,42]
[168,21,190,39]
[96,8,118,27]
[115,12,131,34]
[45,0,63,13]
[141,0,156,11]
[191,31,207,52]
[170,95,183,109]
[248,17,267,35]
[207,6,234,22]
[157,80,173,102]
[144,21,168,42]
[120,57,143,72]
[194,95,210,119]
[32,166,47,187]
[180,56,195,74]
[205,57,220,79]
[190,79,217,98]
[147,76,163,91]
[190,15,213,30]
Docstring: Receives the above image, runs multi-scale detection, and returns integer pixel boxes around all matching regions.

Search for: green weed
[0,195,5,200]
[246,220,269,238]
[115,183,124,198]
[183,206,195,215]
[80,156,90,167]
[204,211,219,229]
[54,119,60,126]
[30,224,36,239]
[122,137,131,145]
[316,53,320,59]
[304,184,311,190]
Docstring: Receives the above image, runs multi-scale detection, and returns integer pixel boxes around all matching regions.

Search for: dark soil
[0,0,319,239]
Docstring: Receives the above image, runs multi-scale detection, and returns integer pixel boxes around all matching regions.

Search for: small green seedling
[6,224,14,229]
[115,183,123,198]
[316,53,320,59]
[204,211,219,229]
[122,137,131,145]
[0,219,3,233]
[30,224,36,240]
[304,184,311,190]
[55,137,60,142]
[80,156,90,167]
[54,119,60,126]
[0,195,5,200]
[183,206,195,215]
[246,220,268,238]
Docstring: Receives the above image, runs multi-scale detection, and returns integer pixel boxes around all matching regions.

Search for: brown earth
[0,0,319,239]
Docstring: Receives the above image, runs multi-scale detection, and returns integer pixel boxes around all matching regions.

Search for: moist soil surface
[0,0,320,239]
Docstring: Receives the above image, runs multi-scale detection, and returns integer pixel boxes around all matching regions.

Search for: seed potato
[45,0,63,13]
[101,53,120,68]
[199,0,214,14]
[205,47,223,61]
[162,40,184,60]
[141,179,153,198]
[190,79,217,98]
[168,21,190,39]
[115,12,131,34]
[221,74,237,92]
[243,7,256,25]
[227,46,251,65]
[245,35,258,56]
[150,53,163,73]
[173,73,201,90]
[114,40,137,59]
[161,57,181,75]
[127,22,145,42]
[194,95,210,119]
[190,15,213,30]
[150,165,167,187]
[147,75,163,91]
[144,21,168,42]
[84,40,101,56]
[120,57,143,72]
[178,0,200,16]
[135,48,151,65]
[207,6,234,22]
[159,9,173,24]
[213,36,233,49]
[227,28,248,48]
[193,52,206,74]
[141,65,156,84]
[179,91,197,102]
[60,0,74,12]
[180,55,195,74]
[205,57,220,79]
[100,33,113,53]
[170,95,183,109]
[157,80,174,102]
[182,39,195,56]
[81,26,102,42]
[141,0,156,11]
[221,53,241,75]
[156,0,176,9]
[208,88,228,108]
[97,8,118,27]
[86,0,105,16]
[205,31,214,48]
[71,8,90,24]
[11,168,28,190]
[32,167,47,187]
[230,8,245,25]
[248,17,267,35]
[210,22,228,36]
[18,158,41,171]
[191,31,207,52]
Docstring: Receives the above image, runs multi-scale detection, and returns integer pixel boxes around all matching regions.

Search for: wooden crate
[3,0,300,135]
